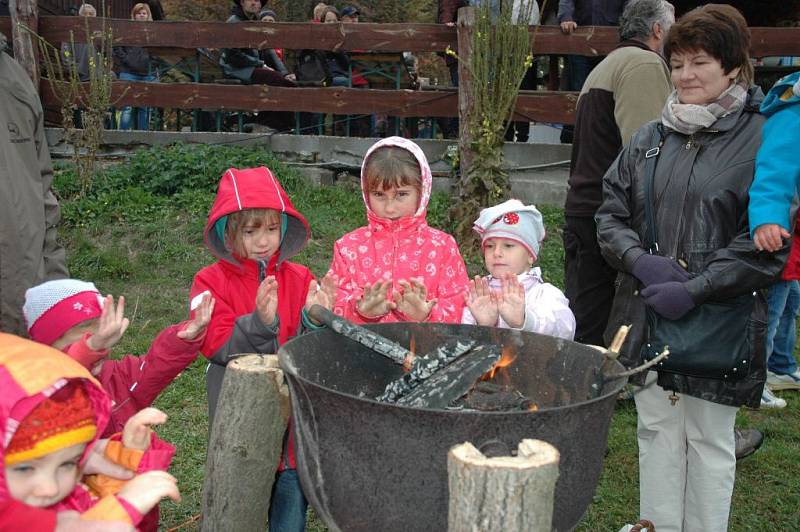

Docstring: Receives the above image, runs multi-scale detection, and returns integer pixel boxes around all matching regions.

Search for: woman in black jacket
[595,5,787,530]
[113,3,157,130]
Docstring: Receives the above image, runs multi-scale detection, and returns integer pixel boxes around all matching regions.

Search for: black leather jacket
[596,86,788,407]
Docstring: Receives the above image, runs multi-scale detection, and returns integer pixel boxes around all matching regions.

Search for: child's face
[5,442,86,507]
[368,185,419,221]
[483,238,533,277]
[51,321,97,351]
[240,217,282,261]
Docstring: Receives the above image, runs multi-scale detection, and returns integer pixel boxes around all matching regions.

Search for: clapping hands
[178,292,215,340]
[465,274,526,328]
[122,407,167,452]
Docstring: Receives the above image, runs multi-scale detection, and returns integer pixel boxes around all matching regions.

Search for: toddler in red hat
[0,333,179,529]
[23,278,215,436]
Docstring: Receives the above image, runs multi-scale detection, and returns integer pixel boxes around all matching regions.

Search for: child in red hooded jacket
[189,166,336,532]
[23,279,214,438]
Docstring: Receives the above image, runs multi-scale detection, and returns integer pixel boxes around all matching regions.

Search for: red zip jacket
[190,167,313,471]
[67,323,203,437]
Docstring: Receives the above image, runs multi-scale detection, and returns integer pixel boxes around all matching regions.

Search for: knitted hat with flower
[473,199,546,260]
[23,279,104,346]
[5,381,97,466]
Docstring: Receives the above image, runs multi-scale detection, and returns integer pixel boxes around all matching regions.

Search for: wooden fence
[2,15,800,126]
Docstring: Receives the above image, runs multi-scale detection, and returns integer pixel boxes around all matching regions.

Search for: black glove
[640,282,695,320]
[631,254,690,288]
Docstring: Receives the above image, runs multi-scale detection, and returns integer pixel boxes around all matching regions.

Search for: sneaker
[734,428,764,461]
[767,369,800,391]
[761,387,787,409]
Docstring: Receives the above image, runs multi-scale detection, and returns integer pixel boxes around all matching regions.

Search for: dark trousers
[505,65,538,142]
[563,215,618,346]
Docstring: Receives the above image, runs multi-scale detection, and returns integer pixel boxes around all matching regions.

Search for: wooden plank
[17,16,800,56]
[40,80,580,123]
[36,17,458,52]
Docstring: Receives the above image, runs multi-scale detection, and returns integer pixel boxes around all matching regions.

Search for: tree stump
[201,355,290,532]
[447,439,560,532]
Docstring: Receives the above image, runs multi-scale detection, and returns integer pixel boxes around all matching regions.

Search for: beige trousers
[634,371,738,532]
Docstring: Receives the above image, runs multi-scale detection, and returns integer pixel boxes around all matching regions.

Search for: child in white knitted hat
[23,278,214,437]
[462,199,576,340]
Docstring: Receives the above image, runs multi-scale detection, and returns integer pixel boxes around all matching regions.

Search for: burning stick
[396,345,501,409]
[377,339,478,402]
[307,305,413,366]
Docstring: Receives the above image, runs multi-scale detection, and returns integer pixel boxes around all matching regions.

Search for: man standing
[0,32,69,335]
[562,0,673,346]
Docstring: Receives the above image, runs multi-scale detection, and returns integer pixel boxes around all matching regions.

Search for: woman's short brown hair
[363,146,422,192]
[225,208,281,258]
[131,2,152,20]
[664,3,753,85]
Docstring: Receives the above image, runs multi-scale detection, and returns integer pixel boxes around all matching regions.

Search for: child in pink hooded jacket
[328,136,469,323]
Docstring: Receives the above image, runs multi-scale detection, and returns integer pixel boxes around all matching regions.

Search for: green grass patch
[54,144,800,530]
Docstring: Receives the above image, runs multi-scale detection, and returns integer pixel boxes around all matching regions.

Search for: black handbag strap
[643,124,665,254]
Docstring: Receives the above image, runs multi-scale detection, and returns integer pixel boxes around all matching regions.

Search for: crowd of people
[2,1,799,531]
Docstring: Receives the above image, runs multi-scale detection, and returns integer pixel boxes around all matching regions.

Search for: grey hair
[619,0,674,41]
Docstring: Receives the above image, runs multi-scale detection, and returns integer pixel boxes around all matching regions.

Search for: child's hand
[356,280,396,318]
[497,273,526,328]
[86,295,130,351]
[393,278,437,322]
[466,276,499,326]
[305,274,339,317]
[117,470,181,515]
[122,408,167,452]
[178,293,215,340]
[255,276,279,326]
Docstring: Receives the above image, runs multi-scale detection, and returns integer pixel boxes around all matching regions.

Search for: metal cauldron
[278,323,625,532]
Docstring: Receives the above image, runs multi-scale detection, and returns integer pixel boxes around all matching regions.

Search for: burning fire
[403,336,417,372]
[482,345,517,382]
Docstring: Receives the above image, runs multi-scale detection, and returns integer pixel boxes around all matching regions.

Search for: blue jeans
[268,469,308,532]
[766,280,800,375]
[118,72,156,130]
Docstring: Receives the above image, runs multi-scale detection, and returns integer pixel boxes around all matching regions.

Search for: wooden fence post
[456,6,475,183]
[8,0,39,89]
[201,354,290,531]
[447,439,560,532]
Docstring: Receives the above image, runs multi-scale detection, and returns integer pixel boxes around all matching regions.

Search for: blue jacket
[749,70,800,233]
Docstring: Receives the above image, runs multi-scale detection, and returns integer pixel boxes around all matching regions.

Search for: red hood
[0,333,110,505]
[360,137,434,233]
[204,167,311,267]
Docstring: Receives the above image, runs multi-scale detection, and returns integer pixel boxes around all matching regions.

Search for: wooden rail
[4,17,800,56]
[3,15,800,126]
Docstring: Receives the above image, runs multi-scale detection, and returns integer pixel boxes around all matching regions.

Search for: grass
[53,145,800,530]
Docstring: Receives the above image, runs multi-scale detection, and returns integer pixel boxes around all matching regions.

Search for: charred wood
[396,345,501,409]
[378,338,478,402]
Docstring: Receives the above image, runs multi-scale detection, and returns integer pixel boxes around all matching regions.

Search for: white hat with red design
[473,199,545,259]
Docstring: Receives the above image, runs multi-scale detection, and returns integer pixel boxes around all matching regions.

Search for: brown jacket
[0,34,68,335]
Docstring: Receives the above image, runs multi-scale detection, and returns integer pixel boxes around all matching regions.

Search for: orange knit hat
[5,382,97,466]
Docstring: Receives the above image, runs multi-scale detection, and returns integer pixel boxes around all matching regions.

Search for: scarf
[661,81,749,135]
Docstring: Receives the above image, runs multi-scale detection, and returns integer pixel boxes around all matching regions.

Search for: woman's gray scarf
[661,81,749,135]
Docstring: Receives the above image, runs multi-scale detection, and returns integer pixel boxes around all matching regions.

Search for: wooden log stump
[201,355,290,532]
[448,439,560,532]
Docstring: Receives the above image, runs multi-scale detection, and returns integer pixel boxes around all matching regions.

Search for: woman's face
[323,12,339,23]
[670,50,740,105]
[133,8,150,20]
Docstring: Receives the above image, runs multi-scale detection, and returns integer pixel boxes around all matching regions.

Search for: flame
[403,335,417,372]
[482,345,517,381]
[527,403,539,412]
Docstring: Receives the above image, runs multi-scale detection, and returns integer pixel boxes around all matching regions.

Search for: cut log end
[449,439,559,470]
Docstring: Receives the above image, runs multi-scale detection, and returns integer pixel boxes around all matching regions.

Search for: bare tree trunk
[456,6,475,180]
[201,355,290,532]
[9,0,39,89]
[447,439,560,532]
